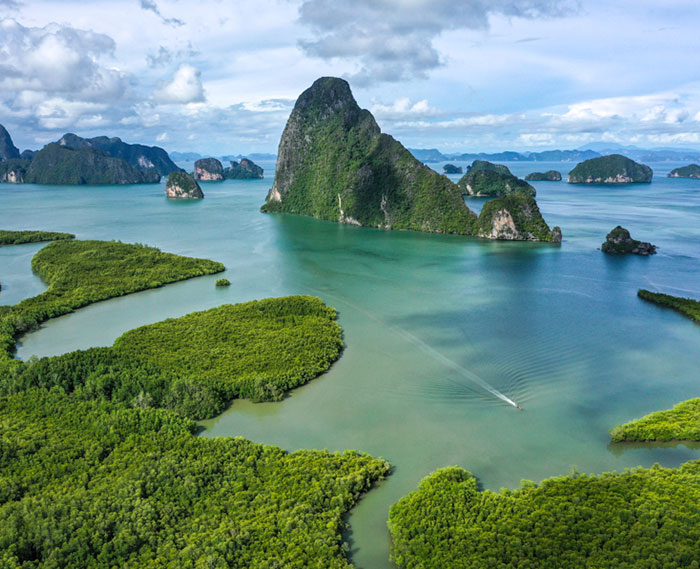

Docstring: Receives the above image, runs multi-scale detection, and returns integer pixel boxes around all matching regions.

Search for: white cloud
[154,64,205,104]
[370,98,439,119]
[156,131,169,141]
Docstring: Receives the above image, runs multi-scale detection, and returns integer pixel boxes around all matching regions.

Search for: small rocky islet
[165,171,204,199]
[601,226,656,255]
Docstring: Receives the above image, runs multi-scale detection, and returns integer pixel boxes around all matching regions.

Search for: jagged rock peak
[0,124,20,161]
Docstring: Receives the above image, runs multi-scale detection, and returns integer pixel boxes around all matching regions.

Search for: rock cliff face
[193,158,224,181]
[472,194,562,242]
[457,161,536,197]
[0,159,30,183]
[525,170,562,181]
[568,154,652,184]
[24,144,160,185]
[224,158,264,179]
[262,77,477,235]
[601,226,656,255]
[57,133,180,177]
[166,172,204,199]
[668,164,700,179]
[0,124,20,161]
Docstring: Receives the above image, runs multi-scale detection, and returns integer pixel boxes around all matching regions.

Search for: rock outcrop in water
[0,124,20,161]
[442,164,463,174]
[0,159,30,183]
[224,158,264,179]
[601,226,656,255]
[22,144,160,185]
[525,170,562,181]
[57,133,180,177]
[262,77,559,241]
[668,164,700,179]
[568,154,652,184]
[262,77,478,234]
[473,194,562,242]
[166,171,204,199]
[457,160,536,197]
[193,158,224,181]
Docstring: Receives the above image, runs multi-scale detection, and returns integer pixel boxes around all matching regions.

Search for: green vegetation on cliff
[0,124,20,160]
[0,230,75,246]
[568,154,653,184]
[669,164,700,179]
[12,296,343,419]
[0,159,30,183]
[388,463,700,569]
[262,77,477,235]
[472,193,561,242]
[638,289,700,324]
[24,144,160,185]
[166,171,204,198]
[0,240,224,373]
[457,160,536,197]
[610,399,700,442]
[525,170,562,181]
[0,388,389,569]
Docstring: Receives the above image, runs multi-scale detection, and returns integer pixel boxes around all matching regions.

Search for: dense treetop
[0,230,75,246]
[0,388,389,569]
[389,464,700,569]
[610,398,700,442]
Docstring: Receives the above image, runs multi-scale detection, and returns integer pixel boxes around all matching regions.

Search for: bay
[3,160,700,569]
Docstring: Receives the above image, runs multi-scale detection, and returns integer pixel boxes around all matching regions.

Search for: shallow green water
[3,161,700,569]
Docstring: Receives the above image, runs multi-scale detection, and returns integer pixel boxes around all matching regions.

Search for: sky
[1,0,700,155]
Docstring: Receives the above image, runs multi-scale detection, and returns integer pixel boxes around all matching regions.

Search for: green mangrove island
[638,289,700,324]
[261,77,558,241]
[610,399,700,442]
[13,296,343,419]
[457,160,536,197]
[0,238,389,569]
[568,154,653,184]
[0,230,75,246]
[388,463,700,569]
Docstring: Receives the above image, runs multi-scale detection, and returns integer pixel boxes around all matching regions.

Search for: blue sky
[1,0,699,154]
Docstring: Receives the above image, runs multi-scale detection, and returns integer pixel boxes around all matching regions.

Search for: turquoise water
[3,161,700,569]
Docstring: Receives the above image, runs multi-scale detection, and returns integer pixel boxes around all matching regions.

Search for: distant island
[568,154,653,184]
[261,77,559,242]
[0,125,181,185]
[457,160,536,197]
[668,164,700,179]
[0,230,75,246]
[225,158,264,179]
[193,157,225,181]
[442,164,462,174]
[601,226,656,255]
[525,170,562,181]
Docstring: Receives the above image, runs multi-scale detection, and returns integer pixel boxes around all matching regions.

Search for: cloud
[139,0,184,27]
[297,0,578,85]
[370,97,439,119]
[0,0,22,9]
[0,19,126,100]
[154,64,205,104]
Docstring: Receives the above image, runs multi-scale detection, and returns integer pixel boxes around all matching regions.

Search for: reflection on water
[3,163,700,569]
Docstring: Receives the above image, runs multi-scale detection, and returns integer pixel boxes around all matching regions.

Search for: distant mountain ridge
[408,145,700,163]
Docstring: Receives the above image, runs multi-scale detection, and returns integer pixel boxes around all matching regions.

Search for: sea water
[3,160,700,569]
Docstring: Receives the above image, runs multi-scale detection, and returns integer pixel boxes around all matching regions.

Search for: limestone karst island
[2,3,700,569]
